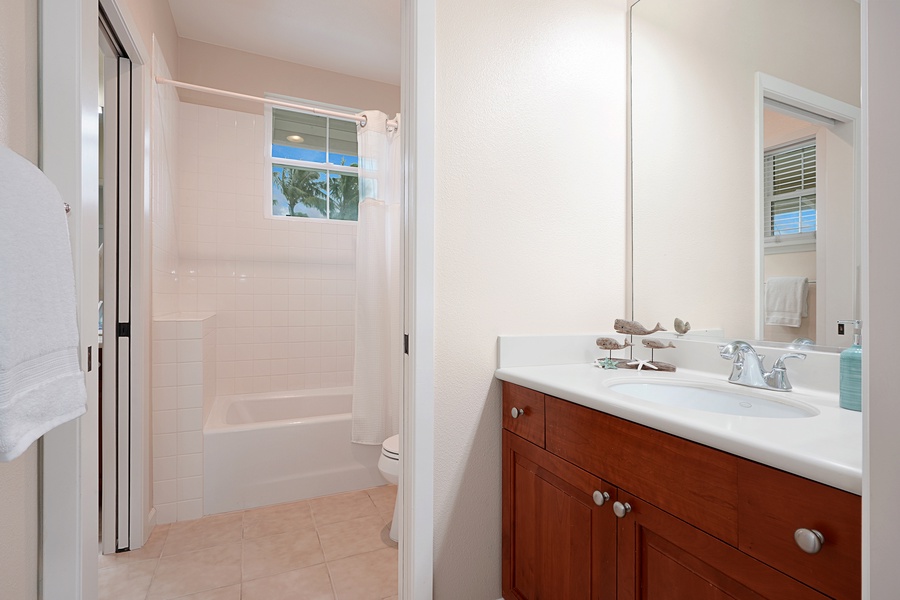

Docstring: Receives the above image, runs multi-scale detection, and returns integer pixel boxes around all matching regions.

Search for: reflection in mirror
[630,0,860,348]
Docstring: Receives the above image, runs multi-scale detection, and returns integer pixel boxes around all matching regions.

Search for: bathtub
[203,387,385,515]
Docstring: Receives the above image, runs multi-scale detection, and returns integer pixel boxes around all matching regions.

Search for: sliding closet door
[99,19,133,554]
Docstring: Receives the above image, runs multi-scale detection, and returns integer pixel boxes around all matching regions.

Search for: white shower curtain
[352,111,402,445]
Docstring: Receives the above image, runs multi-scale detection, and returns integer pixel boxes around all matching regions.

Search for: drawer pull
[613,501,632,518]
[794,528,824,554]
[592,490,610,506]
[510,407,524,419]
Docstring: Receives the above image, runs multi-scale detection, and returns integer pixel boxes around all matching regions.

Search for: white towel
[765,277,809,328]
[0,146,87,462]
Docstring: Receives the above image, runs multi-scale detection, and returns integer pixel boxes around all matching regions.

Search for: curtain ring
[358,116,368,128]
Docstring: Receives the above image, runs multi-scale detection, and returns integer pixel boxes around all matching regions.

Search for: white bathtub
[203,387,384,515]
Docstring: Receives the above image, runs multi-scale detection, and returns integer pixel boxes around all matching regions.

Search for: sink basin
[606,380,817,419]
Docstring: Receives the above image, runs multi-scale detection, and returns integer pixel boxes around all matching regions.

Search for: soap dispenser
[837,320,862,412]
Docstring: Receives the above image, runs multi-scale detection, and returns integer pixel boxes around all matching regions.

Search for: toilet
[378,434,400,542]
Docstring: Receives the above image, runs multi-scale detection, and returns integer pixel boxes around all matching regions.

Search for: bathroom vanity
[496,336,862,600]
[500,382,860,599]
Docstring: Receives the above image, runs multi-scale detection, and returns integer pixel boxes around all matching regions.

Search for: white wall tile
[176,500,203,522]
[176,362,203,386]
[154,457,177,482]
[177,385,203,409]
[177,453,203,478]
[177,408,203,432]
[156,503,177,525]
[154,479,177,505]
[153,387,178,412]
[177,476,203,501]
[177,431,203,455]
[153,410,177,435]
[153,433,177,459]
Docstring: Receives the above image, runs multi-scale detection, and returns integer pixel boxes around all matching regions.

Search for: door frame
[39,0,435,598]
[40,0,152,596]
[753,72,861,343]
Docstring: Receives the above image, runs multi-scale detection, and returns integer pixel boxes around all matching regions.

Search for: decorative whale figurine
[614,319,667,336]
[642,339,675,350]
[596,337,633,350]
[674,318,691,335]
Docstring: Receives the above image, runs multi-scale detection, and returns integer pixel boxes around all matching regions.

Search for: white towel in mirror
[765,277,809,328]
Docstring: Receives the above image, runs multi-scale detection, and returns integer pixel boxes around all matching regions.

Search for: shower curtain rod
[154,76,398,129]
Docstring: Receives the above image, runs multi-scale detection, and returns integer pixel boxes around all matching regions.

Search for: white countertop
[495,362,862,494]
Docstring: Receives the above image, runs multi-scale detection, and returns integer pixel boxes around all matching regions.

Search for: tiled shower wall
[151,313,216,524]
[174,102,357,396]
[150,43,181,317]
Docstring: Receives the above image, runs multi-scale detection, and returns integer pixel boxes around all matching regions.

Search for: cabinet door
[615,493,829,600]
[503,431,616,600]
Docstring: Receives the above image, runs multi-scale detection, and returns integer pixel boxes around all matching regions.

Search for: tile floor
[98,485,398,600]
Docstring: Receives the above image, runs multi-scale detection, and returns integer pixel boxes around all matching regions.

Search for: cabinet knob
[592,490,610,506]
[794,528,824,554]
[613,501,632,518]
[510,407,524,419]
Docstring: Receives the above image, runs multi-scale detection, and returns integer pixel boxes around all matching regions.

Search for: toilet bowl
[378,434,400,542]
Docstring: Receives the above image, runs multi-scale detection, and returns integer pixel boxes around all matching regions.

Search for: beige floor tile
[162,512,243,557]
[309,490,379,526]
[147,542,242,599]
[171,584,241,599]
[242,527,325,581]
[317,515,394,561]
[328,547,398,600]
[99,523,169,568]
[242,563,335,600]
[242,500,314,539]
[98,558,158,600]
[366,485,397,515]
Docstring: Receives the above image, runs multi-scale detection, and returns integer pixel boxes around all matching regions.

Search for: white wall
[631,0,859,340]
[177,39,400,117]
[433,0,627,596]
[864,0,900,596]
[0,0,40,597]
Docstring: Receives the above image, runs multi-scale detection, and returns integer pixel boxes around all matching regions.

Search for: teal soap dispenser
[837,320,862,412]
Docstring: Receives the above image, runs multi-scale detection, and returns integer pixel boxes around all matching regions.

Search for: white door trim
[39,0,100,597]
[401,0,436,598]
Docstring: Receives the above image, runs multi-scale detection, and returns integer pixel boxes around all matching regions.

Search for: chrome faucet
[718,340,806,391]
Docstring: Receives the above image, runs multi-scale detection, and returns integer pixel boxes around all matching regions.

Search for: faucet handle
[773,352,806,370]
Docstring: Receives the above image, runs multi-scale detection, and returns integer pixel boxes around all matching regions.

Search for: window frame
[264,97,362,224]
[763,137,817,254]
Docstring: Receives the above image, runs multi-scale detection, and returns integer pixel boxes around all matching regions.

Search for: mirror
[630,0,860,347]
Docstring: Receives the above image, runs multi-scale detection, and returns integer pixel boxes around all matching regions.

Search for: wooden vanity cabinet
[503,430,617,600]
[500,382,861,600]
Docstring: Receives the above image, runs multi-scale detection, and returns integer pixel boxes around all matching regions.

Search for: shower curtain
[352,111,402,445]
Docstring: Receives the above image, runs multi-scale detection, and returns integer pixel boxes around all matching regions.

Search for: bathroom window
[764,140,816,251]
[267,104,360,221]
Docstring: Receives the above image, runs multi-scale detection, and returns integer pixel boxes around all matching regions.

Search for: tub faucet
[718,340,806,391]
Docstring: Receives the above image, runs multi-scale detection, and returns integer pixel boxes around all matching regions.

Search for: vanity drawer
[502,382,545,447]
[738,460,861,599]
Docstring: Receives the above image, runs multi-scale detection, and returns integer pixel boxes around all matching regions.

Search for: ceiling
[168,0,401,86]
